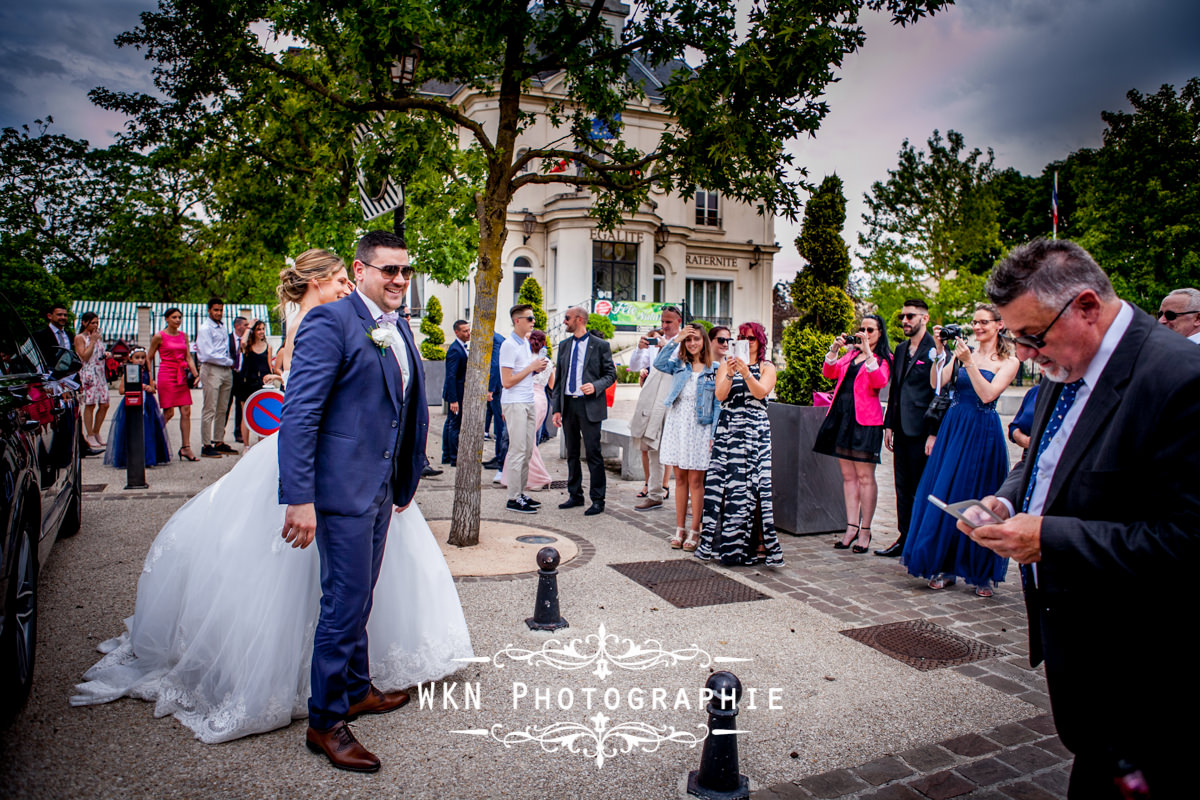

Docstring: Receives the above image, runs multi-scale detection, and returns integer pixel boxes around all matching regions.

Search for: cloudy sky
[2,0,1198,283]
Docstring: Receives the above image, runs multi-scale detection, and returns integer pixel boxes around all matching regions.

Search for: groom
[279,230,429,772]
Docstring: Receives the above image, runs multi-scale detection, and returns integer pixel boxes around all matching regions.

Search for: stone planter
[767,402,847,536]
[422,360,446,407]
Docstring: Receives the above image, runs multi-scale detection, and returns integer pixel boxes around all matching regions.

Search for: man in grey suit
[551,306,616,516]
[965,239,1200,798]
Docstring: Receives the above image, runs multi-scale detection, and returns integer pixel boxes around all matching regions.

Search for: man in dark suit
[33,302,73,366]
[965,239,1200,798]
[228,316,248,442]
[483,331,508,470]
[279,230,428,773]
[877,298,936,556]
[552,306,617,515]
[441,319,470,466]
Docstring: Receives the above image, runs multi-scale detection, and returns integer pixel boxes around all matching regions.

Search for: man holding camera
[878,299,936,557]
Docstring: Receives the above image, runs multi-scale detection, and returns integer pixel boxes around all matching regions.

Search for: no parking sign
[244,388,285,436]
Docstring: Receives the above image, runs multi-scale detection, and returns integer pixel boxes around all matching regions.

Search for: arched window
[513,256,533,306]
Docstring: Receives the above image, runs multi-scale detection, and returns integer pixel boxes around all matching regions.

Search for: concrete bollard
[525,546,568,631]
[687,671,749,800]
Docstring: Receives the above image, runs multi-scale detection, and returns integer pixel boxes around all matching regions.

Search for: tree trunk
[447,69,521,547]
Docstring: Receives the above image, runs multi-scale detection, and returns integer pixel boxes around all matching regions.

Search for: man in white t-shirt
[499,303,549,514]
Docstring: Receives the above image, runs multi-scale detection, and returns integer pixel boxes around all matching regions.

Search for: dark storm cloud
[0,0,157,139]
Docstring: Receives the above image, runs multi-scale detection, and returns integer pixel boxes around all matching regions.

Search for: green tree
[778,175,854,405]
[517,276,551,355]
[1071,79,1200,311]
[586,313,615,340]
[420,294,446,360]
[96,0,952,545]
[859,129,1001,328]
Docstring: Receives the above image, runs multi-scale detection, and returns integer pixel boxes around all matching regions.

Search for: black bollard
[122,363,148,490]
[688,671,749,800]
[525,546,568,631]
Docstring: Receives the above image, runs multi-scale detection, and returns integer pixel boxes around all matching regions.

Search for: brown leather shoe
[305,721,380,773]
[347,684,411,720]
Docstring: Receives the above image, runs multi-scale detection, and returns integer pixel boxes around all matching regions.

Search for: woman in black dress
[236,319,278,448]
[812,315,893,553]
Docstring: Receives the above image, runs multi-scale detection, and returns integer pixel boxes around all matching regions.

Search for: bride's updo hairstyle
[277,248,345,311]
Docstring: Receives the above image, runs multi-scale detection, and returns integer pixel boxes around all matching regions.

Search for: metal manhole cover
[548,480,568,489]
[516,535,557,544]
[840,620,1004,671]
[82,484,107,493]
[610,560,770,609]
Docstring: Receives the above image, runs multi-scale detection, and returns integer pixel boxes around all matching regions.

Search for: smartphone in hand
[928,495,1003,529]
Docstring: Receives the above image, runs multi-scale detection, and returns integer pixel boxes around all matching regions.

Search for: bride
[71,249,473,744]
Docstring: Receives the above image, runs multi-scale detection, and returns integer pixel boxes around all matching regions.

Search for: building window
[653,264,666,303]
[592,241,638,302]
[686,278,732,326]
[695,187,720,227]
[512,256,532,306]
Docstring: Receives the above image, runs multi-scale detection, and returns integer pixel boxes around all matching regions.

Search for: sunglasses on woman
[713,336,731,345]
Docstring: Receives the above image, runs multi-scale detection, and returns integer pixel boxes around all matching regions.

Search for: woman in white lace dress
[71,250,473,743]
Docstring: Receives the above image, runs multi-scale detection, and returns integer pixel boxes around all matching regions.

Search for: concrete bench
[558,417,641,480]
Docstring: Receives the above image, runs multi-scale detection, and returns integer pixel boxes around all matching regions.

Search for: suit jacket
[444,339,468,404]
[551,332,616,424]
[487,332,504,397]
[278,292,429,515]
[34,325,73,368]
[883,332,936,438]
[996,307,1200,764]
[629,342,678,445]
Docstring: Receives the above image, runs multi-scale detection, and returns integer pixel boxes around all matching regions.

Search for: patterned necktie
[568,336,583,394]
[377,311,399,326]
[1022,379,1084,512]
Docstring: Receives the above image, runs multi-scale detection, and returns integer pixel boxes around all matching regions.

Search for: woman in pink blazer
[812,314,893,552]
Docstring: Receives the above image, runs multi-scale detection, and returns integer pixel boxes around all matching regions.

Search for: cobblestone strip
[752,715,1070,799]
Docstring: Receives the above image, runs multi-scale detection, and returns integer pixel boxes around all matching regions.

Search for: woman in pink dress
[500,329,555,492]
[147,307,201,461]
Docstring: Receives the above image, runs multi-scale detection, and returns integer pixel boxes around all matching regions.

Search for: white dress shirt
[197,317,234,367]
[628,343,659,372]
[564,332,590,397]
[1188,330,1200,345]
[357,292,411,391]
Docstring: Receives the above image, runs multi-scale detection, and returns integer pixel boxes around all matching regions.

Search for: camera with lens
[844,334,860,345]
[939,324,964,345]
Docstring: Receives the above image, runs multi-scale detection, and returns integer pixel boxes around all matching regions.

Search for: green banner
[595,300,667,327]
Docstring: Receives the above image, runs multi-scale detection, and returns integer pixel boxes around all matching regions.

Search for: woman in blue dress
[901,304,1020,597]
[105,347,172,468]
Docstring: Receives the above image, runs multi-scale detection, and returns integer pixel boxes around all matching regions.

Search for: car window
[0,298,47,376]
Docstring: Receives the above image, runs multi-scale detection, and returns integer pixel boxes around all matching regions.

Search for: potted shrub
[771,175,852,535]
[420,295,447,406]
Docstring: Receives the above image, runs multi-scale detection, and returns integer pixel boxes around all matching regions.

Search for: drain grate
[548,480,568,489]
[610,560,770,609]
[840,620,1004,671]
[82,484,107,493]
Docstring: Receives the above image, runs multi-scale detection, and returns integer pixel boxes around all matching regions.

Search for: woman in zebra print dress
[696,321,784,567]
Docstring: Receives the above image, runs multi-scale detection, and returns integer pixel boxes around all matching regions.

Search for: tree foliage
[587,313,615,340]
[778,175,852,405]
[419,294,446,360]
[94,0,951,544]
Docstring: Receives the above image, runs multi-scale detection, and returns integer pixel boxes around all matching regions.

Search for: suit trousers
[563,396,605,502]
[891,428,929,537]
[489,393,508,462]
[308,478,392,731]
[199,363,233,444]
[502,402,535,501]
[442,405,461,463]
[634,436,665,502]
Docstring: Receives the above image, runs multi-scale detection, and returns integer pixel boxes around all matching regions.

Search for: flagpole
[1052,171,1059,240]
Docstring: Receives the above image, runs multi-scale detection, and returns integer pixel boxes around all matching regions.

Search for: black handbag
[923,357,955,433]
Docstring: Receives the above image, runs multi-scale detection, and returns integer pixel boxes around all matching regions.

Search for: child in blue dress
[105,348,172,468]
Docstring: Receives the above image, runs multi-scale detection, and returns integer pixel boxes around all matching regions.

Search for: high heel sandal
[637,483,650,498]
[669,527,686,549]
[833,524,859,550]
[682,529,701,552]
[852,528,872,554]
[663,486,670,500]
[178,446,199,462]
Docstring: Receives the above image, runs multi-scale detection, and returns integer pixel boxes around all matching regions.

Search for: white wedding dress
[71,433,473,743]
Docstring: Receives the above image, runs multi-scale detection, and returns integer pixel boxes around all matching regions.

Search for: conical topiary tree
[777,174,855,405]
[517,276,551,355]
[420,294,446,360]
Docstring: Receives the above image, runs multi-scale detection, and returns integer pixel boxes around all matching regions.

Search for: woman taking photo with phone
[901,303,1020,597]
[812,314,893,553]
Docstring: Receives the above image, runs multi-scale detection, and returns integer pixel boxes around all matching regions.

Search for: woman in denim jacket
[654,324,718,551]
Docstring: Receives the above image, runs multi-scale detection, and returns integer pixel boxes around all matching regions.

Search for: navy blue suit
[442,338,468,464]
[278,291,428,730]
[487,332,508,463]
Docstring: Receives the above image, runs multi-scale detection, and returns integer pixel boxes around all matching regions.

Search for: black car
[0,294,83,723]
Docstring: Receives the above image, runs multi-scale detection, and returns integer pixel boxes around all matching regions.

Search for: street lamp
[522,211,537,244]
[749,244,762,270]
[655,222,670,253]
[389,37,423,88]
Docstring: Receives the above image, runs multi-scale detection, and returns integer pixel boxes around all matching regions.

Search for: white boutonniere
[369,327,392,352]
